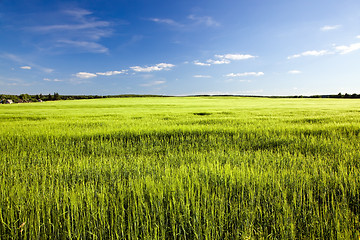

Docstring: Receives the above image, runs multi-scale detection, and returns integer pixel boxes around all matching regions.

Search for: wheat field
[0,97,359,239]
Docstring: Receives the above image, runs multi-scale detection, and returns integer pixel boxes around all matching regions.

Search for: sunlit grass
[0,97,359,239]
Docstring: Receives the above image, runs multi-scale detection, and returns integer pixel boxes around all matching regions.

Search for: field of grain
[0,97,359,239]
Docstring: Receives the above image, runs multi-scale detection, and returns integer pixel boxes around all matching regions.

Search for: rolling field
[0,97,359,239]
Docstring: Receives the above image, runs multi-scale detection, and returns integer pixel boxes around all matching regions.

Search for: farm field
[0,97,359,239]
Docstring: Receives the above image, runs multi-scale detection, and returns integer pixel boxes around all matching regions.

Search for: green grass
[0,97,359,239]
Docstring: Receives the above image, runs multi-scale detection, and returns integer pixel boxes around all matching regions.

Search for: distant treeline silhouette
[1,92,359,103]
[0,93,169,103]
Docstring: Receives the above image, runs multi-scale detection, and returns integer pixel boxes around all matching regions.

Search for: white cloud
[63,9,92,19]
[30,8,110,33]
[298,50,329,57]
[57,40,108,53]
[288,70,302,74]
[149,18,183,27]
[28,8,112,53]
[288,41,360,59]
[193,75,212,78]
[140,80,166,87]
[357,35,360,39]
[149,15,219,29]
[226,72,264,77]
[193,61,211,66]
[96,70,127,76]
[215,54,256,60]
[287,50,330,59]
[73,69,127,78]
[321,25,341,31]
[188,15,220,27]
[74,72,97,79]
[334,42,360,54]
[20,66,31,70]
[43,78,63,82]
[130,63,175,72]
[207,59,231,65]
[32,21,110,32]
[195,53,256,66]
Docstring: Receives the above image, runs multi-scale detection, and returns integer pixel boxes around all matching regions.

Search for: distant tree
[19,94,31,102]
[10,95,19,103]
[54,92,60,100]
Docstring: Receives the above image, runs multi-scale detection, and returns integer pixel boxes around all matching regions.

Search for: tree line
[285,93,360,99]
[1,92,360,104]
[0,93,169,103]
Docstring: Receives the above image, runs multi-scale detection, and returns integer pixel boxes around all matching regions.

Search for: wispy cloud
[0,77,36,87]
[130,63,175,72]
[287,50,330,59]
[288,42,360,59]
[20,66,31,70]
[148,18,184,27]
[207,59,231,65]
[193,75,212,78]
[194,53,256,66]
[215,54,256,60]
[193,61,211,66]
[140,80,166,87]
[74,72,97,79]
[357,35,360,39]
[31,20,110,32]
[288,70,302,74]
[321,25,341,31]
[74,69,127,78]
[149,14,220,29]
[96,70,127,76]
[187,15,220,27]
[334,42,360,54]
[43,78,63,82]
[1,53,53,73]
[57,40,109,53]
[63,8,92,19]
[72,63,175,80]
[27,8,112,53]
[226,72,264,77]
[30,8,111,35]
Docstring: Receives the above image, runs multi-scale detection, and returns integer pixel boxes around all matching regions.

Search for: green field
[1,97,359,239]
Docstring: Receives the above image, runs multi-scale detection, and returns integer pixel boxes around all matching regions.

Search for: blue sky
[1,0,360,96]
